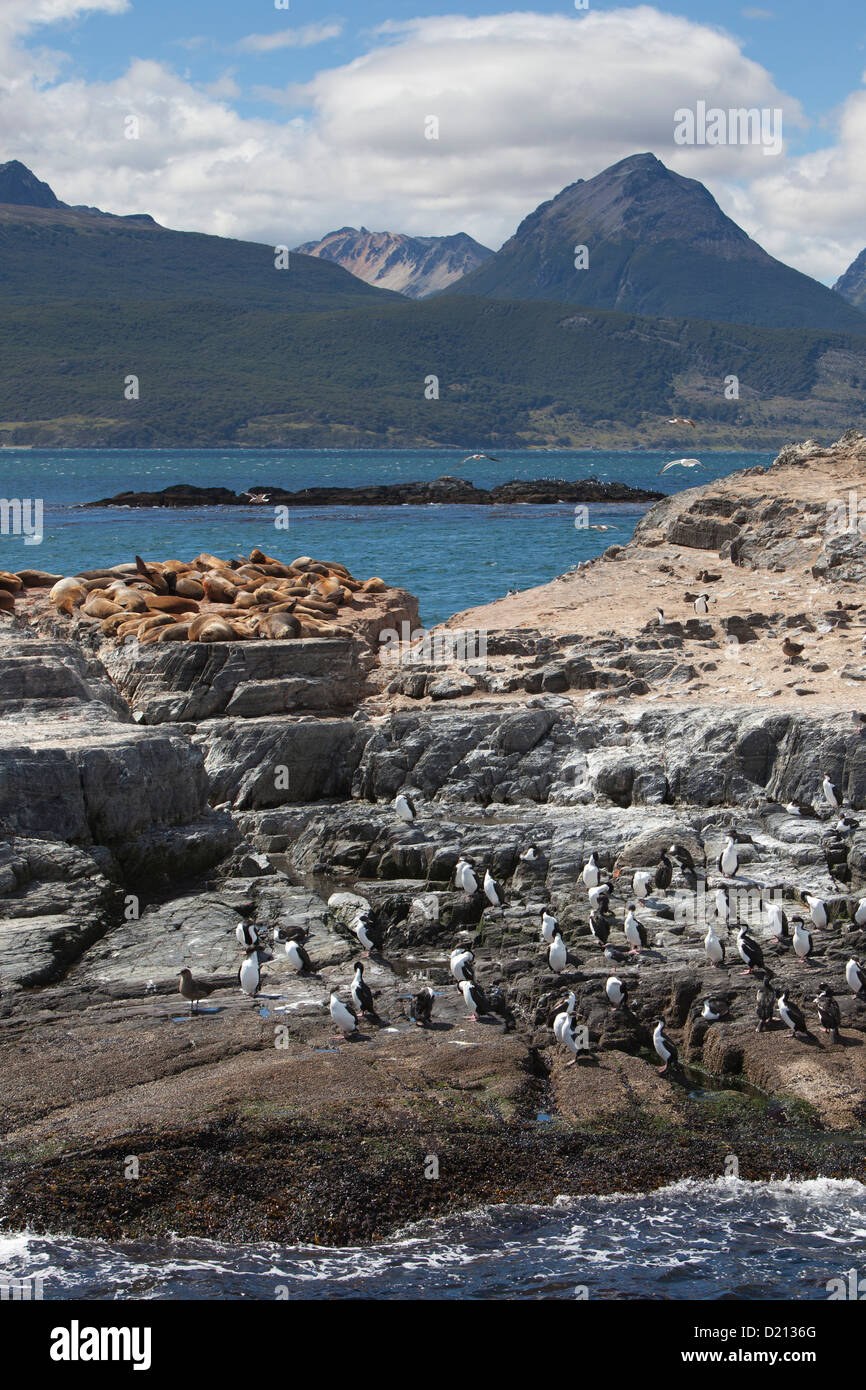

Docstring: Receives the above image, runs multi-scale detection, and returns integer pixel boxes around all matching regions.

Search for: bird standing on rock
[582,853,600,889]
[409,986,434,1027]
[329,992,357,1037]
[553,991,576,1043]
[351,961,383,1022]
[178,968,215,1016]
[737,926,764,975]
[845,958,866,999]
[238,948,262,998]
[755,969,776,1032]
[394,793,416,822]
[791,917,814,965]
[718,836,739,877]
[652,1019,678,1074]
[459,978,490,1021]
[605,975,628,1009]
[483,868,505,908]
[814,983,841,1043]
[284,934,313,974]
[777,990,808,1039]
[589,907,611,946]
[654,851,673,892]
[541,908,559,943]
[704,924,725,968]
[548,927,568,973]
[624,905,647,954]
[450,947,475,983]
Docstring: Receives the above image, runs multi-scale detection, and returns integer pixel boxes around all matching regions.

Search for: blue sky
[5,2,866,282]
[31,0,866,148]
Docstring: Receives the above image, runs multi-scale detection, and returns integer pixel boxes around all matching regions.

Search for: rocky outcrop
[84,476,663,508]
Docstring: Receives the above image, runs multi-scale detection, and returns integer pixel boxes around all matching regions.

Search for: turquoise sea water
[0,448,772,625]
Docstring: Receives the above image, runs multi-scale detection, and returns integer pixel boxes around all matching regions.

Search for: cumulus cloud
[0,3,863,282]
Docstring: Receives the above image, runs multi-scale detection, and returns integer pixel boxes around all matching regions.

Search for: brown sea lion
[189,617,236,642]
[153,622,191,642]
[173,576,205,599]
[83,594,122,619]
[202,573,239,604]
[259,611,301,639]
[0,571,23,593]
[15,570,62,588]
[144,594,199,614]
[49,578,87,614]
[0,590,15,612]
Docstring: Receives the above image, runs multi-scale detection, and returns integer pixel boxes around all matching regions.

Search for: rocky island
[1,430,865,1245]
[83,476,664,509]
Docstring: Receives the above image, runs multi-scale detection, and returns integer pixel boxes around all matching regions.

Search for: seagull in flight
[587,523,619,531]
[239,491,271,503]
[658,458,708,476]
[667,417,696,428]
[459,453,502,466]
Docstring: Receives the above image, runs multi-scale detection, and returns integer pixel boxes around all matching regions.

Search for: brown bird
[667,417,696,428]
[782,637,804,662]
[178,968,216,1015]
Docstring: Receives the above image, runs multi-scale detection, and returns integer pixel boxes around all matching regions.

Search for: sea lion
[174,576,205,599]
[233,590,259,609]
[108,586,149,611]
[362,577,387,592]
[83,594,122,619]
[0,571,23,593]
[15,570,62,588]
[144,593,199,614]
[189,616,236,642]
[259,611,301,639]
[153,622,191,642]
[202,573,239,604]
[49,578,87,614]
[0,590,15,612]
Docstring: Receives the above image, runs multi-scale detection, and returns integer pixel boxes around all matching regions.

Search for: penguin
[547,927,568,973]
[718,836,739,877]
[804,894,828,930]
[654,851,673,892]
[777,990,808,1038]
[767,902,788,941]
[581,853,600,889]
[624,905,647,954]
[284,935,313,974]
[853,898,866,928]
[541,908,559,943]
[791,917,814,966]
[238,948,261,998]
[236,921,260,949]
[822,776,841,810]
[483,868,505,909]
[700,998,726,1023]
[755,969,776,1032]
[449,947,475,983]
[459,978,490,1021]
[655,607,665,627]
[589,907,611,946]
[652,1018,678,1074]
[632,869,654,901]
[353,910,381,957]
[605,974,628,1009]
[704,923,725,968]
[693,593,710,616]
[351,961,382,1021]
[329,992,357,1036]
[813,983,841,1043]
[409,985,434,1027]
[553,991,576,1043]
[845,957,866,999]
[394,792,417,822]
[736,926,764,975]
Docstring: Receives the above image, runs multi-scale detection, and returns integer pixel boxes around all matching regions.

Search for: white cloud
[236,24,343,54]
[2,4,865,283]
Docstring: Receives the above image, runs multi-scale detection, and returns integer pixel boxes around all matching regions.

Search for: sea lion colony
[0,550,391,644]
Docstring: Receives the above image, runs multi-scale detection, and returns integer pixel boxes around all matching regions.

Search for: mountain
[294,226,492,298]
[0,162,398,310]
[3,159,866,449]
[833,249,866,308]
[448,153,866,332]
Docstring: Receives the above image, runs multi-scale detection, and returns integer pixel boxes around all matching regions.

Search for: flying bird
[658,458,707,476]
[459,453,501,466]
[667,417,696,428]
